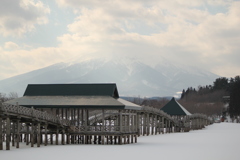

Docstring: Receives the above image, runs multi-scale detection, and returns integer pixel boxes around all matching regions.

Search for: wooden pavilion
[160,97,191,132]
[6,83,142,144]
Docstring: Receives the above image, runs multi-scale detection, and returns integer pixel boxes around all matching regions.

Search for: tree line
[0,92,18,103]
[136,75,240,116]
[179,76,240,116]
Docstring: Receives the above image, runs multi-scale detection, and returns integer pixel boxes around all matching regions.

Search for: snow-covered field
[1,123,239,160]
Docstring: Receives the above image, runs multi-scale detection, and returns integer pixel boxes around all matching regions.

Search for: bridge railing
[141,105,177,123]
[0,103,70,126]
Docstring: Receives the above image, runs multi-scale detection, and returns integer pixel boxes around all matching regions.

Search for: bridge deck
[0,102,212,150]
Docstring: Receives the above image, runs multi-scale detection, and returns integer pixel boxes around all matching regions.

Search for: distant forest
[139,76,240,116]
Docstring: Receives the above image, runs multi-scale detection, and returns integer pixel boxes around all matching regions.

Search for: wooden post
[77,108,80,126]
[16,120,20,148]
[119,110,123,145]
[155,116,158,134]
[147,113,150,136]
[6,117,10,150]
[62,129,65,145]
[143,114,146,136]
[152,115,154,135]
[50,133,53,144]
[102,109,105,145]
[37,123,41,147]
[162,117,165,134]
[0,117,3,150]
[56,127,59,145]
[26,124,29,145]
[159,117,161,134]
[136,113,140,136]
[11,122,15,147]
[31,124,34,147]
[67,133,70,144]
[44,124,48,146]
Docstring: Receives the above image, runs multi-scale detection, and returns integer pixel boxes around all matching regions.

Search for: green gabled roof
[23,83,119,98]
[160,97,191,116]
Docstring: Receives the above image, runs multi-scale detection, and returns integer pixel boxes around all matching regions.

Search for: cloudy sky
[0,0,240,80]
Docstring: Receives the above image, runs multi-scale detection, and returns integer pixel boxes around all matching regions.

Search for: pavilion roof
[6,83,142,110]
[160,97,191,116]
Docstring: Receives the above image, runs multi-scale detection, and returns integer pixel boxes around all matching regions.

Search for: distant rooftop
[161,97,191,116]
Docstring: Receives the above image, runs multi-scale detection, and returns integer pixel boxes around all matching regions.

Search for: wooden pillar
[155,116,158,135]
[151,115,154,135]
[62,129,65,145]
[12,122,15,147]
[64,108,68,120]
[101,109,105,145]
[136,113,140,136]
[84,109,87,132]
[77,108,80,126]
[0,117,3,150]
[61,108,64,119]
[158,116,161,134]
[143,114,146,136]
[146,113,150,136]
[31,123,34,147]
[6,117,10,150]
[125,112,128,133]
[44,124,48,146]
[16,120,20,148]
[56,127,59,145]
[26,124,29,145]
[67,133,70,144]
[119,110,123,145]
[37,123,41,147]
[50,133,53,144]
[162,117,165,134]
[81,109,84,126]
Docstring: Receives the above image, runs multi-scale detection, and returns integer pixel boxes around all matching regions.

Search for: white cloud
[4,42,19,50]
[0,0,50,37]
[55,0,240,77]
[0,0,240,80]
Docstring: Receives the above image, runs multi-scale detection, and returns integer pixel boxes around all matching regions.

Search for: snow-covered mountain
[0,57,219,97]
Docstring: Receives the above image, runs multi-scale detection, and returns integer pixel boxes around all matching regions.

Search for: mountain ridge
[0,57,219,97]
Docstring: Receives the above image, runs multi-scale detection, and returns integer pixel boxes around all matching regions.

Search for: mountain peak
[0,56,219,97]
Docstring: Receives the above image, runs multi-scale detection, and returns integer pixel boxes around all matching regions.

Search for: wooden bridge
[0,102,212,150]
